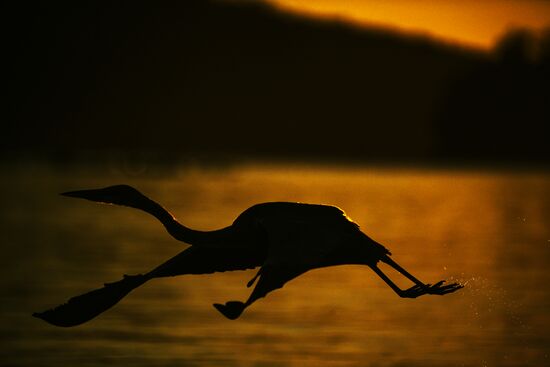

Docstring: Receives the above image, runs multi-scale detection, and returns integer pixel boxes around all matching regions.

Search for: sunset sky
[264,0,550,49]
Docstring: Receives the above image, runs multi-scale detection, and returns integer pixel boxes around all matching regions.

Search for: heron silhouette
[33,185,463,326]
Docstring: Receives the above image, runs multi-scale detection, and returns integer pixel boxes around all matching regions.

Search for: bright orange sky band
[264,0,550,49]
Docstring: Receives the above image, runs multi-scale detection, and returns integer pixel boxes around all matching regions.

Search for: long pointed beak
[61,189,92,198]
[60,189,106,203]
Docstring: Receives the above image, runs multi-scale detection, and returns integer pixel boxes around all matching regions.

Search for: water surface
[1,163,549,366]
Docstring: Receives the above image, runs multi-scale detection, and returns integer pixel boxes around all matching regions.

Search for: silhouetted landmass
[6,0,550,166]
[438,29,550,162]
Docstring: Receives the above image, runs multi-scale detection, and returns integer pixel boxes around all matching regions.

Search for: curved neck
[139,198,233,245]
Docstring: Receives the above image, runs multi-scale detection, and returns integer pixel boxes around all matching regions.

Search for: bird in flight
[34,185,463,326]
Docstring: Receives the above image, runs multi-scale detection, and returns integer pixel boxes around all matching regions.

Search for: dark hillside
[6,0,548,165]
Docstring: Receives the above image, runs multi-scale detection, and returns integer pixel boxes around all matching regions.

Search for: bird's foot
[400,280,463,298]
[426,280,464,295]
[400,284,428,298]
[213,301,246,320]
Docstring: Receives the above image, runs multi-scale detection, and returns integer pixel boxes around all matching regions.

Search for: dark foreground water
[1,163,549,366]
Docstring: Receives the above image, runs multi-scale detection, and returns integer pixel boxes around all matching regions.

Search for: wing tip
[32,309,80,327]
[213,301,246,320]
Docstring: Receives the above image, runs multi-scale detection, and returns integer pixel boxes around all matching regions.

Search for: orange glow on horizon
[265,0,550,49]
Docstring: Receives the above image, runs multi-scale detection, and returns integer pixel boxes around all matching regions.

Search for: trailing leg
[380,255,427,286]
[373,256,463,297]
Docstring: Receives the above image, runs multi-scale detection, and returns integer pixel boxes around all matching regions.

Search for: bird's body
[230,201,389,266]
[34,185,462,327]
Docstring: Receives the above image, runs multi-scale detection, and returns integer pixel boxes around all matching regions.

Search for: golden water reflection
[1,163,549,366]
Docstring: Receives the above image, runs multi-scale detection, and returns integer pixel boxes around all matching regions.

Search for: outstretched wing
[34,245,265,327]
[33,275,146,327]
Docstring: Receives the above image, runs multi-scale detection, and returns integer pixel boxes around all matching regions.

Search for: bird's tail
[33,274,148,327]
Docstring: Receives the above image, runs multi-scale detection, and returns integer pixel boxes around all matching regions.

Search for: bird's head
[61,185,149,209]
